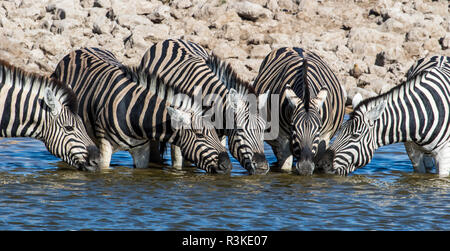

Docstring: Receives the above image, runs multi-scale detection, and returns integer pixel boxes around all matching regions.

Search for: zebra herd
[1,39,449,176]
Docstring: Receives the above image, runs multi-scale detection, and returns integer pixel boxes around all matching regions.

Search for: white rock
[148,5,171,23]
[117,14,151,29]
[250,44,271,59]
[211,40,248,60]
[346,87,377,104]
[134,23,170,42]
[172,0,192,9]
[441,33,450,50]
[234,1,272,21]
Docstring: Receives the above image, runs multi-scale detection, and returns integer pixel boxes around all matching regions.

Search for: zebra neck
[371,84,414,148]
[0,68,47,139]
[206,54,255,95]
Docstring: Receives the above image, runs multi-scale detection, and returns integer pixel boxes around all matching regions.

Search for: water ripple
[0,138,448,230]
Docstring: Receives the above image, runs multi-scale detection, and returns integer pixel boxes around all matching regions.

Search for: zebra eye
[351,132,360,139]
[195,132,205,138]
[65,126,74,132]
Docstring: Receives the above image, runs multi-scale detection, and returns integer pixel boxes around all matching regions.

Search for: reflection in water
[0,138,449,230]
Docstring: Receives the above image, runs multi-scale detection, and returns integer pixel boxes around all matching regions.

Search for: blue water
[0,137,448,230]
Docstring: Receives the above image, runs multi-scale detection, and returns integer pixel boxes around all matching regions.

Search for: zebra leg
[130,142,150,169]
[434,142,450,177]
[404,142,434,173]
[148,140,163,164]
[171,144,183,170]
[98,138,113,170]
[267,137,293,172]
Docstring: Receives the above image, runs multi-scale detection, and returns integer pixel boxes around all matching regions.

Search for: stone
[37,34,71,57]
[265,0,279,12]
[134,23,170,42]
[234,1,272,22]
[0,0,447,100]
[440,33,450,50]
[117,14,152,29]
[406,27,430,42]
[211,41,248,60]
[172,0,192,9]
[347,87,377,105]
[250,44,271,59]
[347,27,403,57]
[93,0,111,8]
[369,65,387,78]
[403,41,423,57]
[148,5,171,23]
[423,39,441,53]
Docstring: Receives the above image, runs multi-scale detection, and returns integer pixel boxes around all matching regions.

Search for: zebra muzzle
[295,160,315,176]
[314,149,336,174]
[212,152,232,174]
[81,145,101,172]
[248,153,269,175]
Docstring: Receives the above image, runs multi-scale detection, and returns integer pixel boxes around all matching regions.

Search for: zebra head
[285,86,328,175]
[41,87,99,171]
[167,105,232,174]
[227,88,270,175]
[321,95,387,175]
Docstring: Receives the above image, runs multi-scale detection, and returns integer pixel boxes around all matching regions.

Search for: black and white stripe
[52,47,232,173]
[253,47,346,175]
[0,59,99,170]
[323,56,450,176]
[135,39,269,174]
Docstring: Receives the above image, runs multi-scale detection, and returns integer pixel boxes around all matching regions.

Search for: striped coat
[134,39,269,174]
[52,47,232,173]
[253,47,346,175]
[322,56,450,176]
[0,59,99,170]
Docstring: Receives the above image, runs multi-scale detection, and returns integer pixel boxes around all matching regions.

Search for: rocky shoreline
[1,0,449,105]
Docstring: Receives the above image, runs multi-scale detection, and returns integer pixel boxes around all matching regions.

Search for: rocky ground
[0,0,449,105]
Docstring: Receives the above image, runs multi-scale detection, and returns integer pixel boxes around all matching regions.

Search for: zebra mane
[1,59,78,113]
[131,66,202,114]
[300,57,311,112]
[350,80,406,119]
[206,53,256,95]
[351,56,450,119]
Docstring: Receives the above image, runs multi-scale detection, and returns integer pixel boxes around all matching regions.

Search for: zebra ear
[284,87,300,108]
[352,93,363,109]
[228,88,244,110]
[258,91,269,110]
[367,101,386,123]
[167,107,191,128]
[314,89,328,109]
[44,88,62,116]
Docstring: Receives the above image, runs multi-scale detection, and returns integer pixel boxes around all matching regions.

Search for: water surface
[0,137,448,230]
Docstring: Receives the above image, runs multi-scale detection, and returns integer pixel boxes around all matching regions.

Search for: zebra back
[136,39,269,174]
[52,47,230,173]
[406,55,450,80]
[326,55,450,176]
[253,47,346,174]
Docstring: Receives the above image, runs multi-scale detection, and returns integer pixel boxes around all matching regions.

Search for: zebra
[51,47,232,173]
[252,47,346,175]
[134,39,269,174]
[0,59,99,171]
[319,55,450,176]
